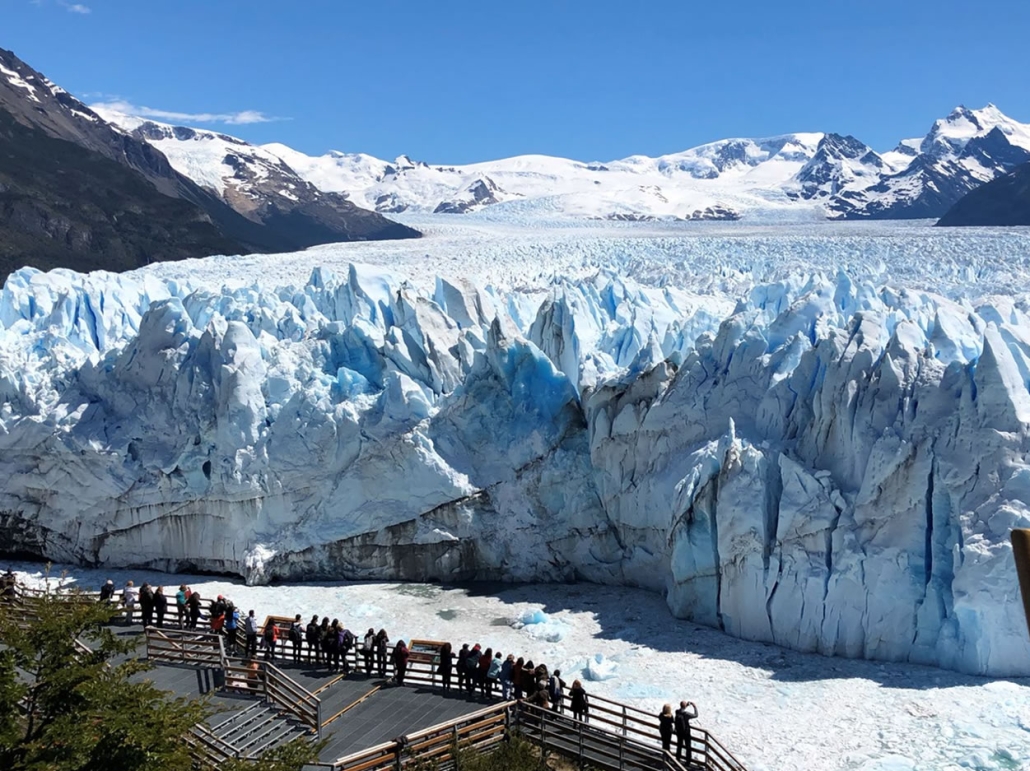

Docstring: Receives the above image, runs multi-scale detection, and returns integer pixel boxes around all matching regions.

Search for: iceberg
[1,261,1029,677]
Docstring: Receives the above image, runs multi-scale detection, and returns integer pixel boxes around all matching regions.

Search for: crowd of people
[3,572,702,765]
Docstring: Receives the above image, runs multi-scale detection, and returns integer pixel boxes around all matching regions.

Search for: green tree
[0,579,206,771]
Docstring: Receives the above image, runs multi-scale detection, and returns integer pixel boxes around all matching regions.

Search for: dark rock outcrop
[937,161,1030,226]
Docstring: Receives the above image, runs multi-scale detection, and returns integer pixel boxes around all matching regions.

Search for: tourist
[327,620,342,673]
[319,617,331,667]
[520,660,537,699]
[209,600,225,634]
[122,580,137,625]
[512,657,525,699]
[658,704,675,752]
[675,700,698,764]
[361,628,376,674]
[225,603,240,654]
[99,579,115,603]
[245,610,260,658]
[339,625,354,674]
[153,586,168,627]
[478,647,493,696]
[500,654,515,700]
[175,585,188,627]
[487,651,502,696]
[288,614,304,663]
[464,644,481,695]
[306,615,322,664]
[456,644,470,691]
[187,590,202,629]
[392,639,410,685]
[570,680,589,723]
[547,669,566,712]
[438,642,454,690]
[263,619,279,662]
[139,583,154,627]
[2,570,17,603]
[375,629,389,677]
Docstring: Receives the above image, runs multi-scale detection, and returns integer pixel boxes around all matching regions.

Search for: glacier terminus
[1,220,1030,679]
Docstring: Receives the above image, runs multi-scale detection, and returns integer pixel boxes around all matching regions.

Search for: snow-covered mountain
[827,105,1030,219]
[92,108,419,243]
[252,105,1030,222]
[264,135,828,222]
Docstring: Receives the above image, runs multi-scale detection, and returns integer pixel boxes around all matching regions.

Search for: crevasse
[0,263,1028,676]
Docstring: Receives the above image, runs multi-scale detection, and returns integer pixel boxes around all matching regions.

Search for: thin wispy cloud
[90,99,285,126]
[64,3,91,13]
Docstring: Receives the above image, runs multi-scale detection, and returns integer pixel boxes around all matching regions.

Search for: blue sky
[4,0,1030,163]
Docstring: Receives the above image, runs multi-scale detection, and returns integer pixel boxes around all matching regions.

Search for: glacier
[2,227,1030,677]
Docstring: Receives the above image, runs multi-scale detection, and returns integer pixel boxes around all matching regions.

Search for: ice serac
[1,264,1030,676]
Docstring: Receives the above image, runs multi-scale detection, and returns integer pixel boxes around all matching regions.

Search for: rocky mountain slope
[93,109,419,243]
[0,47,417,280]
[937,160,1030,226]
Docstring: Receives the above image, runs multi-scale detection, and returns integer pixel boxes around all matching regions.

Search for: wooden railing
[311,701,513,771]
[222,657,321,737]
[515,700,683,771]
[186,723,238,768]
[145,627,225,667]
[263,661,322,736]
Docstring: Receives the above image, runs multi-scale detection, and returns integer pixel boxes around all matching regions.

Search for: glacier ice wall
[1,264,1029,676]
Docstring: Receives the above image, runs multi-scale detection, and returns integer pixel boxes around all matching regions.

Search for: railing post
[622,704,627,737]
[578,718,584,766]
[541,709,548,757]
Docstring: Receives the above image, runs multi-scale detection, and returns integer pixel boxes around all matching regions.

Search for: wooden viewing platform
[5,585,749,771]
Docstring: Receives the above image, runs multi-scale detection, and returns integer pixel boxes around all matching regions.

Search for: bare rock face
[433,178,504,214]
[937,161,1030,226]
[687,205,741,221]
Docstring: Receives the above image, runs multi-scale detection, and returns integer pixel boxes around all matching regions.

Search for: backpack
[264,624,276,642]
[466,652,480,673]
[289,623,302,643]
[547,676,561,701]
[342,630,355,650]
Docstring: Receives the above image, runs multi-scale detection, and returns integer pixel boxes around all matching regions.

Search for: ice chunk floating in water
[2,248,1030,677]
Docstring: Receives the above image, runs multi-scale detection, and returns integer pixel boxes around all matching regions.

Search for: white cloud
[89,99,284,126]
[65,3,91,13]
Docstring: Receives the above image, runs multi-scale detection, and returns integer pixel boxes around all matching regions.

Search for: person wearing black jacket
[99,579,115,602]
[570,680,589,722]
[375,629,389,677]
[438,642,454,690]
[138,583,155,627]
[153,586,168,627]
[658,704,675,752]
[392,640,409,685]
[456,644,470,691]
[674,701,698,763]
[306,615,322,664]
[186,590,202,629]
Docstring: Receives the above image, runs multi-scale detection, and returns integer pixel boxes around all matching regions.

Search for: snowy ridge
[258,105,1030,222]
[2,252,1030,676]
[85,98,1030,223]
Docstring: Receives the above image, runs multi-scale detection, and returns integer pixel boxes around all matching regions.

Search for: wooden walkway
[7,587,749,771]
